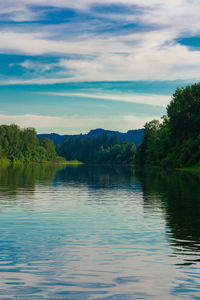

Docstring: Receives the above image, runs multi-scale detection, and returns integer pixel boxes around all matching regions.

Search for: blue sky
[0,0,199,133]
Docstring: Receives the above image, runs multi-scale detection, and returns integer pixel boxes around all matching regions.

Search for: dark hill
[38,128,144,147]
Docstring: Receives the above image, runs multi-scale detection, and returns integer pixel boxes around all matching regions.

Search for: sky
[0,0,199,134]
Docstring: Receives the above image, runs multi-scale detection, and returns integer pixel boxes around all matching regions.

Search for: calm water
[0,164,200,299]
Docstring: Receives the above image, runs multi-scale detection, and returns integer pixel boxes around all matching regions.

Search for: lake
[0,164,200,299]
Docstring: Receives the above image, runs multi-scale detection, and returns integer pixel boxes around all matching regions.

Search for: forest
[57,134,136,164]
[0,125,136,165]
[0,124,64,164]
[136,82,200,168]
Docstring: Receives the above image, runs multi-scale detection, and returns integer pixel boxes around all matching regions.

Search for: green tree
[136,82,200,168]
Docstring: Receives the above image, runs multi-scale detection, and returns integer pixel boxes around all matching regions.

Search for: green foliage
[136,82,200,168]
[0,124,64,164]
[57,134,136,164]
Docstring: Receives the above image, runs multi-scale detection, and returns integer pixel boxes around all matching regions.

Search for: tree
[0,124,62,164]
[167,83,200,140]
[136,82,200,167]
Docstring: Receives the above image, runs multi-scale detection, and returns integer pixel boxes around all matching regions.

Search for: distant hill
[38,128,144,147]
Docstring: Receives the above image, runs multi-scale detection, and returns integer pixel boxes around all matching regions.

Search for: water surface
[0,164,200,299]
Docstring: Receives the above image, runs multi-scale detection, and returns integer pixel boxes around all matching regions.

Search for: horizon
[37,127,144,136]
[0,1,199,133]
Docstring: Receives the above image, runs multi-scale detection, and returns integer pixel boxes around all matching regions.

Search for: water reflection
[55,164,136,187]
[136,167,200,265]
[0,163,65,192]
[57,165,200,266]
[1,164,200,253]
[0,164,200,298]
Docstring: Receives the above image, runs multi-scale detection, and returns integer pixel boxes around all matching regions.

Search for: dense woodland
[57,134,136,164]
[0,125,136,165]
[0,124,64,164]
[136,83,200,168]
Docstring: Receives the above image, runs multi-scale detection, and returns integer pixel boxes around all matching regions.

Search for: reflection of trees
[0,164,65,194]
[2,163,200,264]
[135,167,200,264]
[55,164,136,188]
[0,164,135,203]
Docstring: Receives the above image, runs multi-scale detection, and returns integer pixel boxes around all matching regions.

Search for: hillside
[38,128,144,147]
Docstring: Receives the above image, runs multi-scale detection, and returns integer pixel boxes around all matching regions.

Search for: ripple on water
[0,165,200,299]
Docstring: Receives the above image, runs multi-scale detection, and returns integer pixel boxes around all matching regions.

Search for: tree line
[0,125,136,165]
[57,133,136,164]
[0,124,64,164]
[136,83,200,168]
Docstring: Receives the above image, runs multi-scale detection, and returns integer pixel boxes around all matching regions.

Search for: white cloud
[43,92,170,107]
[3,37,200,83]
[124,115,161,127]
[0,114,65,129]
[0,113,160,134]
[1,0,200,33]
[1,27,200,83]
[20,60,53,72]
[1,0,200,82]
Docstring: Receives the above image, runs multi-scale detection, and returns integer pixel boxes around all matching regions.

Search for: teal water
[0,164,200,299]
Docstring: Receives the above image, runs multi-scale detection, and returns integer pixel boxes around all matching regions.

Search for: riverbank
[0,158,83,166]
[179,164,200,173]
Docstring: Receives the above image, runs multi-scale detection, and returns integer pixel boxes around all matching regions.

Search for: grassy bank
[65,160,83,164]
[179,164,200,173]
[0,158,82,166]
[0,158,12,166]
